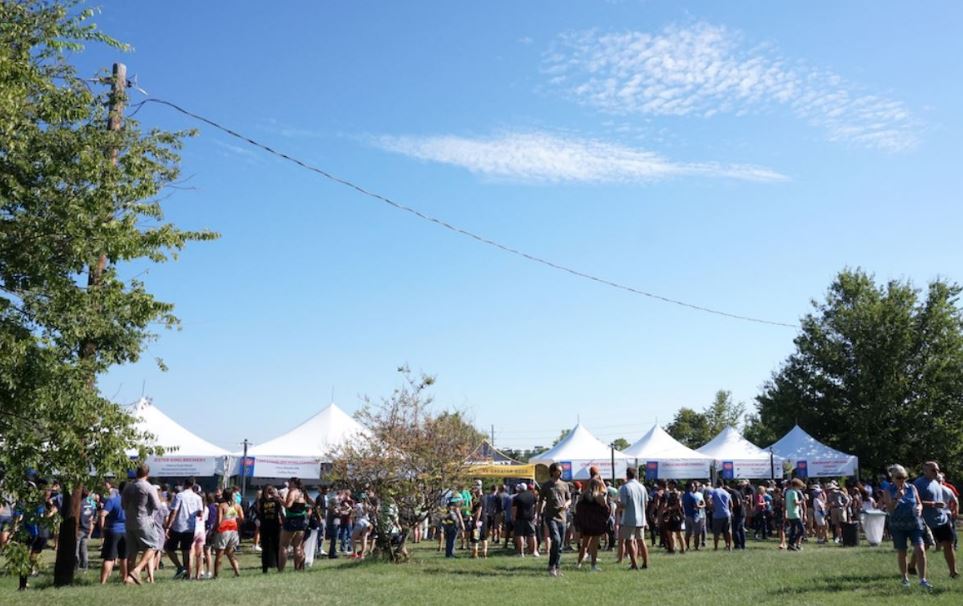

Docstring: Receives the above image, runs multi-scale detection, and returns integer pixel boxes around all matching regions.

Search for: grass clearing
[2,538,960,605]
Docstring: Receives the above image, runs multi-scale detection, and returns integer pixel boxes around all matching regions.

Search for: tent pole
[240,438,250,500]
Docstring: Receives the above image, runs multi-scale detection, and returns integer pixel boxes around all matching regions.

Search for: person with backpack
[881,464,931,589]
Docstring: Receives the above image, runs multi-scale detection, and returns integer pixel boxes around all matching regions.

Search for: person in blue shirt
[910,462,958,580]
[882,464,930,589]
[710,478,732,551]
[99,481,128,584]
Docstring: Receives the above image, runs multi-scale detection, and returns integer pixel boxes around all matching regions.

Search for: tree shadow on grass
[768,573,949,597]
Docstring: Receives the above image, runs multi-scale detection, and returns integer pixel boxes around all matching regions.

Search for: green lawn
[2,536,960,605]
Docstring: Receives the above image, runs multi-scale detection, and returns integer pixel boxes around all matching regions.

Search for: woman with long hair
[257,485,283,573]
[212,488,244,578]
[575,477,609,571]
[881,464,930,589]
[279,477,309,571]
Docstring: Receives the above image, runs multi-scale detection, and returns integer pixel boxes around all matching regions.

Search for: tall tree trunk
[53,485,82,586]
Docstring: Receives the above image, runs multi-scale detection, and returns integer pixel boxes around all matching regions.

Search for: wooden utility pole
[54,63,126,587]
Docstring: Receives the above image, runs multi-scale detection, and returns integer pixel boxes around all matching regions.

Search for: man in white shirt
[617,466,649,570]
[165,477,204,579]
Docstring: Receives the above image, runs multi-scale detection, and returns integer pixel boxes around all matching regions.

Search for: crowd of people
[0,460,958,591]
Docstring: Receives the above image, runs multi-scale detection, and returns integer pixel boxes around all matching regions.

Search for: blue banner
[645,461,659,481]
[559,461,573,481]
[795,460,808,479]
[721,461,735,480]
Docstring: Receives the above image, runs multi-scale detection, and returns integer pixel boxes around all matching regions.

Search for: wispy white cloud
[213,139,258,161]
[374,131,787,183]
[260,118,326,139]
[543,23,919,152]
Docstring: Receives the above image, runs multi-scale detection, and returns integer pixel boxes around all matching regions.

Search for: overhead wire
[133,97,800,329]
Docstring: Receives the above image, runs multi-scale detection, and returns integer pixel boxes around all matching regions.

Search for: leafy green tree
[750,269,963,480]
[611,437,630,451]
[0,0,215,585]
[665,407,713,449]
[704,390,745,434]
[552,428,570,446]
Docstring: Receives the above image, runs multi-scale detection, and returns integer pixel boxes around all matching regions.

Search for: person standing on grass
[470,483,490,559]
[909,462,958,579]
[442,489,465,558]
[190,507,208,580]
[99,481,127,584]
[827,481,850,544]
[257,485,282,572]
[618,466,649,570]
[501,484,515,549]
[513,483,538,557]
[661,480,685,554]
[881,464,931,589]
[213,487,244,578]
[939,474,958,550]
[122,464,162,585]
[575,477,609,571]
[538,463,571,577]
[726,481,747,550]
[785,478,806,551]
[165,477,203,580]
[76,489,96,574]
[683,481,705,552]
[279,477,309,571]
[711,478,732,551]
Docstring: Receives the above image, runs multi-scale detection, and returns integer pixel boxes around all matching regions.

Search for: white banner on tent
[798,458,857,478]
[251,456,322,480]
[147,455,220,477]
[559,459,627,481]
[721,459,781,479]
[653,459,711,479]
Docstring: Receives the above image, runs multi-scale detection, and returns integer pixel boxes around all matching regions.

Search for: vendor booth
[697,426,784,479]
[767,425,858,478]
[242,403,367,480]
[623,424,712,480]
[529,423,631,481]
[466,441,535,480]
[129,397,231,477]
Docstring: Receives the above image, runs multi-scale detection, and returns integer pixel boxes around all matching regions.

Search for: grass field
[2,536,961,605]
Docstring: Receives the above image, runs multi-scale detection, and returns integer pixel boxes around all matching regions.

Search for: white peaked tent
[697,426,784,479]
[623,425,713,480]
[130,398,231,476]
[243,403,367,480]
[529,423,631,481]
[768,425,858,478]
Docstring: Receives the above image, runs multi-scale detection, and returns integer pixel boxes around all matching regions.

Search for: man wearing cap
[512,483,538,557]
[910,462,958,578]
[538,463,571,577]
[827,481,851,544]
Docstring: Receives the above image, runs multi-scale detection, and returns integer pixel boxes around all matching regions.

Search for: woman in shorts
[212,488,244,578]
[191,507,208,580]
[279,477,309,571]
[882,464,930,589]
[351,498,372,559]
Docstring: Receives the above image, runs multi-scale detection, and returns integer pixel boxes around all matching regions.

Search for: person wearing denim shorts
[883,464,931,589]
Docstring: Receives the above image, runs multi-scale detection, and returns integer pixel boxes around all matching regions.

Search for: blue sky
[77,1,963,451]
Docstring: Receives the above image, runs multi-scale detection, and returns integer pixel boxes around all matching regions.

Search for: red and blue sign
[645,461,659,481]
[721,461,735,480]
[795,460,808,479]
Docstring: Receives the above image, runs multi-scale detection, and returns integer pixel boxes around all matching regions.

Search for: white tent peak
[246,402,367,459]
[768,425,853,459]
[623,424,712,461]
[530,423,630,463]
[128,397,228,457]
[696,426,771,460]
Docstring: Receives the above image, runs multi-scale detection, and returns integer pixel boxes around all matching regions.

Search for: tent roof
[767,425,857,461]
[246,403,367,458]
[696,426,777,462]
[529,423,630,464]
[467,441,523,465]
[623,425,713,461]
[130,398,229,457]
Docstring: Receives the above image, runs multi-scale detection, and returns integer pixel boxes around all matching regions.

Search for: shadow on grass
[769,573,949,597]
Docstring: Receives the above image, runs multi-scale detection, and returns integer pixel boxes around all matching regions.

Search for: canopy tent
[243,403,367,479]
[529,423,631,481]
[768,425,858,478]
[697,426,785,479]
[466,441,535,480]
[129,398,231,477]
[623,425,713,480]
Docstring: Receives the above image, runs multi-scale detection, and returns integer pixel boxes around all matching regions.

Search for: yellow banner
[468,463,536,479]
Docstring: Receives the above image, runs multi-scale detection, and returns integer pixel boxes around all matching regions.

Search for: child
[192,508,208,580]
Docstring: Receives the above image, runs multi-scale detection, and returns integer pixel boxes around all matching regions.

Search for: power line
[136,97,799,329]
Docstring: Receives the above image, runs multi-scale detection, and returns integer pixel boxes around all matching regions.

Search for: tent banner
[250,456,322,480]
[725,459,781,479]
[654,459,711,480]
[645,461,659,481]
[468,463,535,479]
[557,459,628,481]
[146,455,220,477]
[796,460,808,479]
[798,458,856,478]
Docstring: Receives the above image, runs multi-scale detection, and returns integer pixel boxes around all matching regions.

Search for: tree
[552,428,570,446]
[0,0,215,585]
[611,437,630,451]
[665,407,713,449]
[704,390,745,434]
[749,269,963,480]
[328,367,480,562]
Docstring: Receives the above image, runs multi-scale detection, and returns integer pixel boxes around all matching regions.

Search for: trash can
[861,509,887,546]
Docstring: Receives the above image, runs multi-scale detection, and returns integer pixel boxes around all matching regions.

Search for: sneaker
[591,564,602,572]
[920,579,933,590]
[901,577,911,588]
[173,568,186,579]
[549,568,558,577]
[254,545,262,552]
